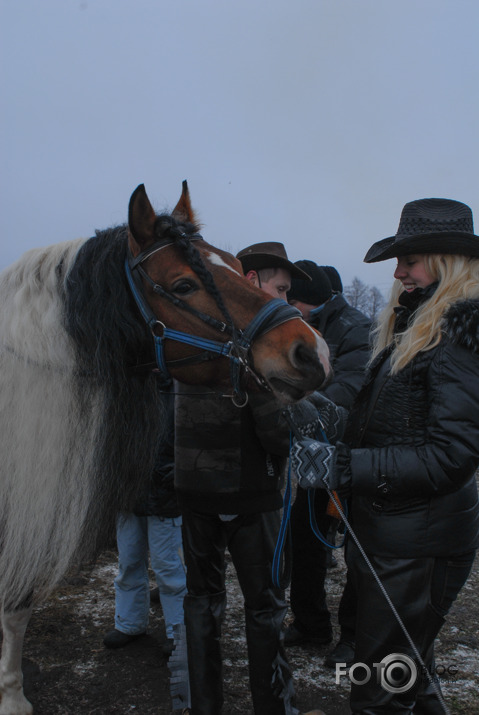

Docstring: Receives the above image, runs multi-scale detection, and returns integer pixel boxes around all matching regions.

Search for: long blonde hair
[371,254,479,373]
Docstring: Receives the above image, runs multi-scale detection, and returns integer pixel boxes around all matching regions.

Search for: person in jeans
[104,392,186,657]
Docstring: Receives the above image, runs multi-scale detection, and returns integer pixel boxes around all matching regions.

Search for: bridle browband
[124,232,303,406]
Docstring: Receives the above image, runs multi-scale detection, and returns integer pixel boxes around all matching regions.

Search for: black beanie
[288,260,332,305]
[320,265,343,293]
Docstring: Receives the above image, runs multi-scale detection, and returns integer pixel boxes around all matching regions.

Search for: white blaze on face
[305,322,331,378]
[206,251,241,275]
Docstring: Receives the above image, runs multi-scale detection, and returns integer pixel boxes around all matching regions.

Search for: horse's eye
[172,280,197,296]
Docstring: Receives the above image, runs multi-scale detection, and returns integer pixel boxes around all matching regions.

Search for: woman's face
[393,255,435,292]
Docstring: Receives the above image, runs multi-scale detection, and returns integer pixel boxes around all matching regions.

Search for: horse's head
[127,183,330,403]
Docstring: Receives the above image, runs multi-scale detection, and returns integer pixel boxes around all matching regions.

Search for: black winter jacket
[134,391,180,519]
[344,299,479,558]
[174,383,327,515]
[310,294,371,408]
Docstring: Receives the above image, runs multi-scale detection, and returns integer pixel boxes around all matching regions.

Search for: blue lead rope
[271,433,294,589]
[307,489,346,550]
[272,427,347,588]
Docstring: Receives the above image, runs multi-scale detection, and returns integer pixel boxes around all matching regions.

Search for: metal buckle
[152,321,166,338]
[231,391,249,408]
[228,342,250,365]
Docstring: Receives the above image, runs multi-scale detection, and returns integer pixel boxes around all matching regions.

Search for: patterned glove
[291,437,352,493]
[286,393,348,446]
[307,392,348,444]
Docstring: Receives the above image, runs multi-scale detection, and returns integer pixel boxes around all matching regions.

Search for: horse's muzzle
[267,357,328,403]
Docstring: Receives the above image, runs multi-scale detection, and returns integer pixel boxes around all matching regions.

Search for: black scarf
[393,282,438,334]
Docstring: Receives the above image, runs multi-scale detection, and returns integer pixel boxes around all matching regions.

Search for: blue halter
[125,236,303,405]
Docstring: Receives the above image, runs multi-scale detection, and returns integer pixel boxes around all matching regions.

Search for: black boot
[245,597,298,714]
[184,592,226,715]
[324,639,355,668]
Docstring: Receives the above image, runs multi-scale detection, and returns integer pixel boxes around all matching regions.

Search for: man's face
[288,298,317,323]
[246,267,291,301]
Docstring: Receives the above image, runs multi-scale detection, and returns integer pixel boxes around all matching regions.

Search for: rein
[124,233,302,405]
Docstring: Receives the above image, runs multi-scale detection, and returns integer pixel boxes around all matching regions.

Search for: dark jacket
[310,294,371,409]
[174,383,322,515]
[134,391,180,518]
[344,298,479,558]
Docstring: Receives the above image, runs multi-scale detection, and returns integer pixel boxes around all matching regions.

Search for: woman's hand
[291,437,352,494]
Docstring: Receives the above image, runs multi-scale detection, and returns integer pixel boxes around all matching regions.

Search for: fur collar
[443,300,479,354]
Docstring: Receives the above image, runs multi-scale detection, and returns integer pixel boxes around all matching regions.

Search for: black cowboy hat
[364,198,479,263]
[236,242,311,280]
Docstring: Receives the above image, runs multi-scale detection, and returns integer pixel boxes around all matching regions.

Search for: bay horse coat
[0,182,329,714]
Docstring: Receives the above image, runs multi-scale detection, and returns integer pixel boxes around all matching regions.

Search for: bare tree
[344,277,369,313]
[344,277,385,321]
[368,286,386,322]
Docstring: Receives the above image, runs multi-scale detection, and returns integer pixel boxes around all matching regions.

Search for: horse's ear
[171,180,196,224]
[128,184,157,256]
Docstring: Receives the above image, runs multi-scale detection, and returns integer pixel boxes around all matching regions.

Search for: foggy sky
[1,0,478,297]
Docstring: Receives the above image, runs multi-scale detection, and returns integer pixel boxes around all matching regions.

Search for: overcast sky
[1,0,478,296]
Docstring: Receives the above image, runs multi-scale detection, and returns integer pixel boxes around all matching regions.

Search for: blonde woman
[293,198,479,714]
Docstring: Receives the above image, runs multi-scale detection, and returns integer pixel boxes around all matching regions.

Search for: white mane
[0,238,101,606]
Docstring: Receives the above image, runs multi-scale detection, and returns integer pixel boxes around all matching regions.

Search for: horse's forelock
[153,213,200,243]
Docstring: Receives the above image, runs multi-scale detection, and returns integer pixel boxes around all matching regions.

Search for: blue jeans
[114,513,187,638]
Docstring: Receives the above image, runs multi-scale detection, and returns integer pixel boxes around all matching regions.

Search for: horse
[0,181,330,714]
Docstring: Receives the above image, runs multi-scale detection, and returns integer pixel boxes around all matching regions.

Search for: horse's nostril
[293,342,320,370]
[290,342,328,391]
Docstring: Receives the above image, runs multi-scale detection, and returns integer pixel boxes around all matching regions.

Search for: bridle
[125,232,303,406]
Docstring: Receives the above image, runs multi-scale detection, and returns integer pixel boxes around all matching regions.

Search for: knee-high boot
[184,591,226,715]
[245,598,298,715]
